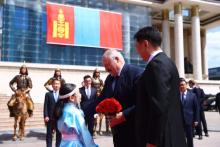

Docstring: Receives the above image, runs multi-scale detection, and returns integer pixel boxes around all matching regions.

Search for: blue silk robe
[57,103,97,147]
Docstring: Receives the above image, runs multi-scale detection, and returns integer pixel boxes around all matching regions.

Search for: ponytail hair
[53,98,69,121]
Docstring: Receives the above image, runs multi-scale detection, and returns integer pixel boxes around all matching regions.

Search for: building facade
[0,0,151,67]
[1,0,220,102]
[209,67,220,80]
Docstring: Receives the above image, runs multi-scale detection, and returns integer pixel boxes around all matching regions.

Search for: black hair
[19,66,28,75]
[188,79,195,85]
[53,83,77,120]
[179,77,187,84]
[53,98,69,120]
[83,75,91,81]
[53,70,62,78]
[134,26,162,47]
[92,69,100,78]
[52,78,61,84]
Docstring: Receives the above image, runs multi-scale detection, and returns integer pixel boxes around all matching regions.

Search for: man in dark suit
[189,79,209,139]
[96,49,143,147]
[43,79,61,147]
[79,75,97,136]
[180,78,199,147]
[134,26,187,147]
[216,87,220,114]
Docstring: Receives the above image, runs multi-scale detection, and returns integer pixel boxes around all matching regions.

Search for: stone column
[123,13,130,63]
[201,29,208,80]
[174,3,185,78]
[191,5,202,80]
[162,9,171,57]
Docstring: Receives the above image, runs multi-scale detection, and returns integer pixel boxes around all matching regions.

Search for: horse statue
[11,90,29,141]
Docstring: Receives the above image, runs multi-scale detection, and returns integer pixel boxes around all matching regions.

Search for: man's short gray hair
[102,49,125,62]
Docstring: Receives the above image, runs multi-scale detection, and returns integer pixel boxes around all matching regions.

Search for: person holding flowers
[95,49,143,147]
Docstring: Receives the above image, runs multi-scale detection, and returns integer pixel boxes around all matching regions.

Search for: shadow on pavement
[0,129,46,144]
[0,133,13,143]
[26,130,45,140]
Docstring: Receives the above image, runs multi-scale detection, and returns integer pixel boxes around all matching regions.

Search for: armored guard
[91,68,104,96]
[44,68,66,91]
[8,65,34,117]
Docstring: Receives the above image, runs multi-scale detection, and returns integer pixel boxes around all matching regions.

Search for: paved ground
[0,111,219,147]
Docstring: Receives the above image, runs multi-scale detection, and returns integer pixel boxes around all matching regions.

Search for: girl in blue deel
[54,83,98,147]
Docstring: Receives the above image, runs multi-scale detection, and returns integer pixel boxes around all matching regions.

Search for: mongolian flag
[46,2,123,50]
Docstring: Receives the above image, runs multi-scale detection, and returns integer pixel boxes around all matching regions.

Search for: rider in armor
[44,68,65,91]
[8,65,34,117]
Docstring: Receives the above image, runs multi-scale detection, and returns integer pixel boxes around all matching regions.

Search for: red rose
[96,97,122,114]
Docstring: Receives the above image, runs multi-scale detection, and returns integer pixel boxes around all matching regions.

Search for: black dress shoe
[205,133,209,137]
[198,135,203,140]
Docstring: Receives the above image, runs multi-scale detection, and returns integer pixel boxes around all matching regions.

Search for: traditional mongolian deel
[46,2,122,50]
[57,103,97,147]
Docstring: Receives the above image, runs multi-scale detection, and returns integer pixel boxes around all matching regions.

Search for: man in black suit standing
[79,75,97,136]
[189,79,209,139]
[96,49,143,147]
[216,87,220,114]
[43,79,61,147]
[134,26,187,147]
[180,78,199,147]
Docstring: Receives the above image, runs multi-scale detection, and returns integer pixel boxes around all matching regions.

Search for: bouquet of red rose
[96,97,122,114]
[96,98,122,132]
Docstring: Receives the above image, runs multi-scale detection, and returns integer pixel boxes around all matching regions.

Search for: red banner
[46,3,74,45]
[100,11,122,50]
[46,2,123,50]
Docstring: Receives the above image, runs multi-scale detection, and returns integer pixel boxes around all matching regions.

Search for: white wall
[0,62,108,103]
[1,61,220,103]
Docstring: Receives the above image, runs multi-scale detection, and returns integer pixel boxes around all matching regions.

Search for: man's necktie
[86,87,91,99]
[54,91,58,102]
[181,93,184,104]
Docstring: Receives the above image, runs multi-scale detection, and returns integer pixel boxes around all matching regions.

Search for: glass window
[1,0,151,67]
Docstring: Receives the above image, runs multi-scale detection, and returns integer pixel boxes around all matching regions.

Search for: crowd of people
[6,26,219,147]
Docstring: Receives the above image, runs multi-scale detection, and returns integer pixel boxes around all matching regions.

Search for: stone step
[0,117,44,124]
[0,103,44,110]
[0,124,45,131]
[0,119,45,125]
[0,108,44,113]
[0,121,45,126]
[0,94,46,131]
[0,112,43,118]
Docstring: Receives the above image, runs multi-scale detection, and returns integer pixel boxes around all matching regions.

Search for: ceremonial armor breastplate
[16,75,29,90]
[92,78,101,90]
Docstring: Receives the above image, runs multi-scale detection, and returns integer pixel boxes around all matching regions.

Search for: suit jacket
[182,90,200,125]
[79,86,97,118]
[97,64,143,147]
[43,91,58,119]
[135,52,187,147]
[216,92,220,113]
[192,87,206,111]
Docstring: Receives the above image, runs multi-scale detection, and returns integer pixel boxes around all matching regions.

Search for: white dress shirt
[53,90,59,102]
[85,86,91,98]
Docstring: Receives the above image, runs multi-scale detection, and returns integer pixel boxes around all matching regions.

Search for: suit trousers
[85,116,95,136]
[46,120,61,147]
[184,125,194,147]
[112,121,135,147]
[196,110,208,135]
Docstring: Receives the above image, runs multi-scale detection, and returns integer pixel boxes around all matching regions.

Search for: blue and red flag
[46,2,123,50]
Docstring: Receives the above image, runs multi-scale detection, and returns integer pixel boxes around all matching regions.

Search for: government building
[0,0,220,103]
